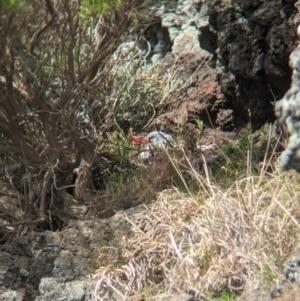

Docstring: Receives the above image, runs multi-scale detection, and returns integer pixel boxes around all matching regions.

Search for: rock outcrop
[0,218,104,300]
[211,0,298,127]
[145,0,299,131]
[276,24,300,171]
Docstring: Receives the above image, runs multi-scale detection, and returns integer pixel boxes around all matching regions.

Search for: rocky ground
[2,199,300,301]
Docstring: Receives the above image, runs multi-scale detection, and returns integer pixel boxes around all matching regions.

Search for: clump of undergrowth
[93,128,300,300]
[0,0,189,234]
[210,123,283,189]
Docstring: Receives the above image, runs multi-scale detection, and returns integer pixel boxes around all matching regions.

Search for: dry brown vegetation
[0,0,171,235]
[93,135,300,300]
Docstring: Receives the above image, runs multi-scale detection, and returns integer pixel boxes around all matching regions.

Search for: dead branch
[0,218,46,228]
[39,169,52,219]
[28,0,55,55]
[0,0,157,231]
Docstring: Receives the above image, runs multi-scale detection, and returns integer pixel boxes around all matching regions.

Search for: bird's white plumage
[140,131,172,161]
[146,131,172,146]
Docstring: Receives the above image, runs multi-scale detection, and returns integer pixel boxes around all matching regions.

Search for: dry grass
[93,139,300,300]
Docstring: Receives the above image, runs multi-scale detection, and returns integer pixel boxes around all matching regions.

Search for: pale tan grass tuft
[94,146,300,300]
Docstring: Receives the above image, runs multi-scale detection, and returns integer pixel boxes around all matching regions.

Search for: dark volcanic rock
[149,0,299,131]
[208,0,298,127]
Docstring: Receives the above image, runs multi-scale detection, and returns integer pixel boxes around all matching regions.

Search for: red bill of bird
[129,131,173,161]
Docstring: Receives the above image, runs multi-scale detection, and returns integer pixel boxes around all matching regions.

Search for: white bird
[129,131,173,161]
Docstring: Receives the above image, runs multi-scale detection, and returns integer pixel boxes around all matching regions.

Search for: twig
[274,197,300,229]
[28,0,55,55]
[40,169,52,219]
[0,218,46,228]
[169,230,183,260]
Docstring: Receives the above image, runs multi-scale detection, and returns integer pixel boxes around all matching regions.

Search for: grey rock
[35,278,96,301]
[0,289,26,301]
[0,218,111,300]
[276,11,300,171]
[0,252,21,290]
[19,268,29,278]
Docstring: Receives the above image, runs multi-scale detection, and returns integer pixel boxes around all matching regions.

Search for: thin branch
[0,218,46,228]
[40,169,52,219]
[28,0,55,55]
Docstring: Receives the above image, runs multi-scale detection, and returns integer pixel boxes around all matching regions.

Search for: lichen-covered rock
[35,278,96,301]
[0,205,159,301]
[276,25,300,171]
[0,289,26,301]
[0,219,112,300]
